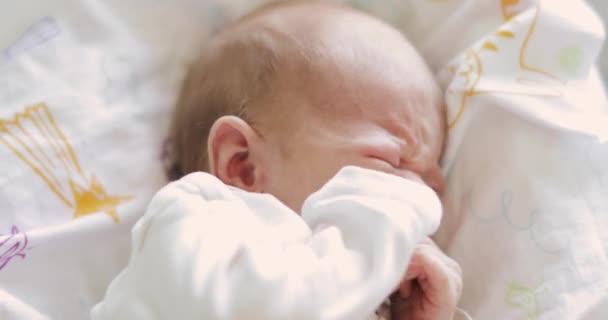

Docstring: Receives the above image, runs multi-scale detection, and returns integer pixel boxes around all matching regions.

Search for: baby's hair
[163,0,346,180]
[163,0,443,181]
[164,0,339,181]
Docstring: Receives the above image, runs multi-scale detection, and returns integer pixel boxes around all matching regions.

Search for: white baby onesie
[91,166,442,320]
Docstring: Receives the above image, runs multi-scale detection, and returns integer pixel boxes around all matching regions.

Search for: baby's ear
[207,116,264,192]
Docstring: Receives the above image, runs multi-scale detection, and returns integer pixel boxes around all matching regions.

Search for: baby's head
[167,0,445,211]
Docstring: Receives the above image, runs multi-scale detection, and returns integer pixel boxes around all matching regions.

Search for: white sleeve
[91,166,442,320]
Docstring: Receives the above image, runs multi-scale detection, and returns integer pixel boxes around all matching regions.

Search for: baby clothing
[91,166,442,320]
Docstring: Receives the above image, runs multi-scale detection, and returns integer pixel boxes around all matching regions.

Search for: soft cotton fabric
[91,166,442,320]
[1,0,607,319]
[426,1,608,319]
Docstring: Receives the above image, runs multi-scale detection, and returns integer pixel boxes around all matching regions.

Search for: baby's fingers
[398,280,413,299]
[412,245,462,305]
[418,239,462,290]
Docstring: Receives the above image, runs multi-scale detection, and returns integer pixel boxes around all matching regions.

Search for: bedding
[424,1,608,319]
[0,0,606,319]
[0,8,169,319]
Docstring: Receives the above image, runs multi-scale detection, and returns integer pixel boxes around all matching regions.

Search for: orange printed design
[447,0,563,128]
[447,50,484,128]
[517,2,561,82]
[0,103,131,222]
[501,1,562,83]
[501,0,528,22]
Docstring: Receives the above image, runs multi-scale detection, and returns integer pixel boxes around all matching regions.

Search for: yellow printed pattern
[501,0,527,22]
[0,103,131,222]
[447,0,563,128]
[447,50,483,128]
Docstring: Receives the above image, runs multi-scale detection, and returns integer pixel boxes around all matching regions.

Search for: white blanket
[0,0,606,319]
[425,1,608,319]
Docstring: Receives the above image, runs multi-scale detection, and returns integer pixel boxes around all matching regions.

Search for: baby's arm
[91,166,441,320]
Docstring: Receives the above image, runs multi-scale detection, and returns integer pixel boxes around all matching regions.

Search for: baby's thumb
[400,258,422,298]
[399,280,413,299]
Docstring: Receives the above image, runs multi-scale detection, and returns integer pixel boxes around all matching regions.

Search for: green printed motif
[505,280,543,320]
[558,46,584,76]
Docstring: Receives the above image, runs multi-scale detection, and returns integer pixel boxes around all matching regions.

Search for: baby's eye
[362,157,396,176]
[364,147,401,169]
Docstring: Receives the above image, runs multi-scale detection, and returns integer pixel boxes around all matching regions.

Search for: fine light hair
[165,1,327,181]
[163,0,443,181]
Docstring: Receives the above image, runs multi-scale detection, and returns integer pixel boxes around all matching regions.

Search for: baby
[92,1,462,319]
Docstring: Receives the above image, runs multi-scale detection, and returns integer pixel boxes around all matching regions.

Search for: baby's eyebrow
[392,117,440,167]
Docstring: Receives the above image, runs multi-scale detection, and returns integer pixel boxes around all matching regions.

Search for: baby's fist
[391,238,462,320]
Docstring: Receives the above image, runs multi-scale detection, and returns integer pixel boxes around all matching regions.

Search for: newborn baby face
[202,2,446,212]
[246,3,446,211]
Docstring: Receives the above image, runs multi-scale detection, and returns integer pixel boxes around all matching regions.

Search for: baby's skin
[170,1,462,319]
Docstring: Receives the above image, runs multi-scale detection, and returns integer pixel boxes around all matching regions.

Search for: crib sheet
[424,1,608,319]
[0,0,606,319]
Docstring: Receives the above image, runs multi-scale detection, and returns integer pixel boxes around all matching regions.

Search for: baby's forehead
[282,43,439,125]
[231,4,432,91]
[224,1,444,145]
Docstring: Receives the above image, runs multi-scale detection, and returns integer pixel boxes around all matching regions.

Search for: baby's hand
[391,238,462,320]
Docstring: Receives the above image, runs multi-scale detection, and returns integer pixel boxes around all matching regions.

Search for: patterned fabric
[0,0,606,319]
[426,1,608,319]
